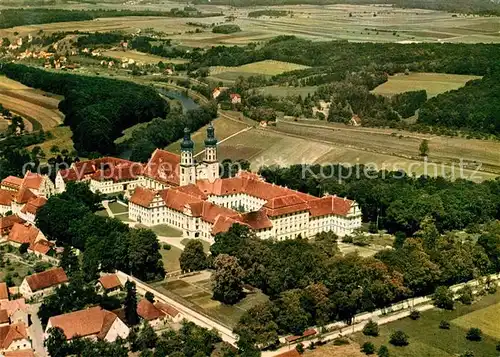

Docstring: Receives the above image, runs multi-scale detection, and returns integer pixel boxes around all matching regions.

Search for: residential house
[0,191,13,216]
[20,268,68,299]
[230,93,241,104]
[45,306,129,342]
[212,87,222,99]
[154,301,183,323]
[137,299,165,329]
[0,324,31,353]
[19,197,47,224]
[97,274,122,294]
[0,300,28,326]
[7,223,54,258]
[0,284,8,303]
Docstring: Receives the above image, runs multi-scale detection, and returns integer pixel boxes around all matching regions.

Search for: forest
[0,8,221,29]
[193,37,500,135]
[0,63,168,156]
[192,0,500,15]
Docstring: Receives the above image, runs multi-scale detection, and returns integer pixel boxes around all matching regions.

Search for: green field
[372,73,482,97]
[452,302,500,339]
[108,201,128,214]
[153,276,269,328]
[161,245,182,273]
[209,60,310,81]
[353,292,500,357]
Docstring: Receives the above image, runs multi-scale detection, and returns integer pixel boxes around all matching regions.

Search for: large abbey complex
[56,124,362,243]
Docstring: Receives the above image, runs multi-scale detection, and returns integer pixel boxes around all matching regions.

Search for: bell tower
[180,128,196,186]
[204,122,219,182]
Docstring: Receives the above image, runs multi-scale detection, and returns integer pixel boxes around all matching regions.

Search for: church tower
[180,128,196,186]
[204,122,219,182]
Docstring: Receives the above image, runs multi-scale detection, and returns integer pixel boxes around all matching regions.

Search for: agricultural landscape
[0,0,499,357]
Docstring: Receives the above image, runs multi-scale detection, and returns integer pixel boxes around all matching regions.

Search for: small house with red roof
[230,93,241,104]
[137,299,166,329]
[0,323,31,353]
[19,268,68,299]
[154,301,183,323]
[97,274,122,294]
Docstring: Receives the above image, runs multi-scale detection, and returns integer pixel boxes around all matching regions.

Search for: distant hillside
[191,0,500,15]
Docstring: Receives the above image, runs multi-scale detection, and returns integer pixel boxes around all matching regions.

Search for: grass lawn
[180,238,211,253]
[352,291,500,357]
[157,276,269,328]
[0,260,32,286]
[95,209,109,217]
[161,245,182,273]
[371,73,482,98]
[150,225,183,237]
[452,302,500,339]
[27,126,75,155]
[108,201,128,215]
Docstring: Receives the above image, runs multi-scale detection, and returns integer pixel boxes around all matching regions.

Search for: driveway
[28,303,47,357]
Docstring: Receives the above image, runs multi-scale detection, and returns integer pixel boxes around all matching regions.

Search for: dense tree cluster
[230,219,500,349]
[121,103,217,162]
[212,24,242,34]
[0,63,168,155]
[0,8,221,29]
[248,10,290,17]
[76,32,127,48]
[36,182,165,281]
[129,36,194,60]
[259,164,500,235]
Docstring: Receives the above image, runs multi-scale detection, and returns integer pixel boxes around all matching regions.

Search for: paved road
[28,303,47,357]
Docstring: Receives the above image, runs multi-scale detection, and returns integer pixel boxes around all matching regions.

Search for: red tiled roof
[0,283,8,301]
[285,329,316,343]
[129,187,157,208]
[143,149,180,186]
[154,301,180,318]
[8,223,39,245]
[0,215,24,232]
[239,210,273,230]
[29,240,53,255]
[89,163,143,183]
[48,306,119,340]
[4,350,35,357]
[137,299,165,321]
[25,267,68,292]
[308,195,354,218]
[0,189,13,206]
[0,323,28,349]
[22,172,43,190]
[98,274,121,290]
[59,157,137,182]
[0,299,28,317]
[160,189,203,213]
[1,176,22,189]
[0,309,9,324]
[20,196,47,215]
[13,187,36,204]
[211,216,249,236]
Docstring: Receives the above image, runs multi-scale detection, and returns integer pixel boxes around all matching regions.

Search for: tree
[180,240,207,272]
[439,320,450,329]
[127,229,165,281]
[433,286,454,310]
[234,303,279,351]
[466,328,482,341]
[59,246,80,277]
[18,242,29,254]
[389,330,409,346]
[419,139,429,157]
[457,285,473,305]
[415,216,439,251]
[378,345,390,357]
[362,320,379,337]
[136,321,158,350]
[124,280,139,326]
[60,181,102,212]
[212,254,244,305]
[45,327,70,357]
[361,342,376,354]
[145,291,155,303]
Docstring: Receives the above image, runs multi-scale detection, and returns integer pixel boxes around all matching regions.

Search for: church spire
[204,122,217,147]
[181,127,194,151]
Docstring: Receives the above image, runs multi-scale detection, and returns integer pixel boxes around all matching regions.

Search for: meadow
[209,60,310,81]
[27,126,75,155]
[3,4,500,47]
[352,291,500,357]
[0,76,64,132]
[452,302,500,339]
[256,85,318,97]
[372,72,482,97]
[152,273,269,328]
